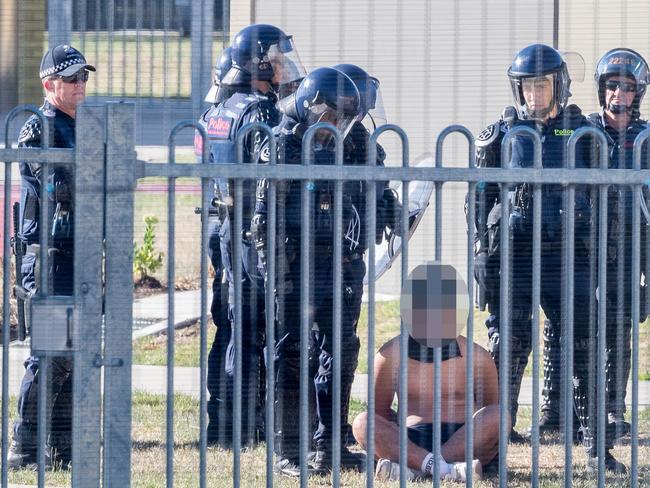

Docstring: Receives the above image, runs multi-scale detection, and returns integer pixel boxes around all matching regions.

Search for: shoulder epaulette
[18,117,43,146]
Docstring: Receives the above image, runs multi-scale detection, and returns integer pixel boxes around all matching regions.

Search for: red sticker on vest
[207,116,233,138]
[194,132,204,155]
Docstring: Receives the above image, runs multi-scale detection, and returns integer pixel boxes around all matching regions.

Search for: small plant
[133,216,164,284]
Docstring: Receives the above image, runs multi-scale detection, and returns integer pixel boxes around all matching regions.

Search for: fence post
[191,0,214,119]
[48,0,72,47]
[71,103,106,487]
[103,102,137,487]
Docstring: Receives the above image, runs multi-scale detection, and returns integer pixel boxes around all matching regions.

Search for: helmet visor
[361,79,387,131]
[268,40,307,85]
[513,74,556,120]
[304,103,358,148]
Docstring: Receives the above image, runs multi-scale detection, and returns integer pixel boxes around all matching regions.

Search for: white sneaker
[375,458,417,481]
[444,459,482,482]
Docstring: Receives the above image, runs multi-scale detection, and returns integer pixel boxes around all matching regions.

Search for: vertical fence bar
[530,150,542,488]
[597,153,608,488]
[630,129,650,487]
[199,137,210,488]
[366,129,379,488]
[72,104,106,487]
[299,127,314,488]
[1,157,10,488]
[332,131,344,488]
[103,102,136,488]
[107,0,114,96]
[263,136,278,488]
[397,128,409,488]
[166,131,176,488]
[232,166,243,488]
[563,141,576,488]
[36,358,47,487]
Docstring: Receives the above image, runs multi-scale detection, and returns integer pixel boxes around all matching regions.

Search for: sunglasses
[57,70,89,84]
[605,80,636,93]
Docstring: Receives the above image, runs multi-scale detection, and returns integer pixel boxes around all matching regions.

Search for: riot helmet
[204,47,235,104]
[594,48,649,118]
[221,24,306,92]
[283,67,361,147]
[507,44,571,121]
[332,63,387,130]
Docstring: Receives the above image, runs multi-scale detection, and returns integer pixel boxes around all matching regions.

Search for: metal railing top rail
[136,160,650,185]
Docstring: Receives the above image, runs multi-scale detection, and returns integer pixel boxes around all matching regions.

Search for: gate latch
[30,296,76,353]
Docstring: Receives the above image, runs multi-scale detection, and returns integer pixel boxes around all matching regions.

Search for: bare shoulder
[377,335,399,363]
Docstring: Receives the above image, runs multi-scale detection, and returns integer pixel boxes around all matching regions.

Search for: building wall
[231,0,650,294]
[232,0,554,294]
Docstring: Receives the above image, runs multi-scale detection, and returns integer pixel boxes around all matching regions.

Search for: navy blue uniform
[13,100,75,463]
[197,91,280,446]
[254,118,388,462]
[588,112,648,433]
[505,105,600,435]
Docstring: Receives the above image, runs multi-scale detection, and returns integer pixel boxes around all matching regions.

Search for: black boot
[537,319,561,435]
[606,322,631,441]
[587,450,627,475]
[8,423,51,470]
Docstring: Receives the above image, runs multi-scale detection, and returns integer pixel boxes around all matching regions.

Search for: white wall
[230,1,650,293]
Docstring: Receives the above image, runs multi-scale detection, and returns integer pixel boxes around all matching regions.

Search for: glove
[376,188,402,243]
[488,329,500,357]
[474,251,489,292]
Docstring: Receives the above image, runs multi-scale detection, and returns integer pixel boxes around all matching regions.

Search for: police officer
[587,48,649,441]
[252,66,400,477]
[197,46,239,448]
[196,23,306,447]
[505,44,624,472]
[8,44,95,469]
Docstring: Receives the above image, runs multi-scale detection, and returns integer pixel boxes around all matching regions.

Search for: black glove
[474,251,489,292]
[376,188,402,243]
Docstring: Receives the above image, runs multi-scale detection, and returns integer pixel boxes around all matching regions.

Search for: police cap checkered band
[40,44,96,79]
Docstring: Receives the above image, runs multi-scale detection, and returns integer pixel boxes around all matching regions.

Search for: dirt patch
[133,273,203,299]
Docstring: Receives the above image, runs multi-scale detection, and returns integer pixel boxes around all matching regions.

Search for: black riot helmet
[204,47,235,104]
[332,63,387,130]
[507,44,571,121]
[284,67,361,147]
[221,24,306,90]
[594,48,649,118]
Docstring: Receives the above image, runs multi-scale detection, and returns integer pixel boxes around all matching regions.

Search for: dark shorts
[407,422,465,449]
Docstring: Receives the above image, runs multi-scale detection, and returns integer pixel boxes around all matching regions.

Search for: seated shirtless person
[353,334,504,481]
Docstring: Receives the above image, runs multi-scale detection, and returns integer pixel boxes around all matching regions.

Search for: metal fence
[1,102,649,487]
[46,0,230,145]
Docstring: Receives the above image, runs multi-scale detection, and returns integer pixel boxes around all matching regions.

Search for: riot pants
[206,217,233,445]
[506,233,591,432]
[219,215,266,446]
[272,254,363,459]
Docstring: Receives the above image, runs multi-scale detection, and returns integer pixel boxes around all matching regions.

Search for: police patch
[475,122,500,147]
[477,124,496,141]
[207,116,233,138]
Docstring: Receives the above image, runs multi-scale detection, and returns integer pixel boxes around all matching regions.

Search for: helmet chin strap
[608,103,631,115]
[527,99,555,121]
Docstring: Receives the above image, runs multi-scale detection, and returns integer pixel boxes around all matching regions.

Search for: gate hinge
[93,354,125,368]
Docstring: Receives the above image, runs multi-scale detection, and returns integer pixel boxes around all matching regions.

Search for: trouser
[272,256,364,458]
[14,250,73,458]
[219,215,266,445]
[206,217,233,444]
[503,234,592,432]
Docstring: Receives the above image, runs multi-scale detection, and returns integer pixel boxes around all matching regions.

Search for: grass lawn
[67,32,226,98]
[5,392,649,487]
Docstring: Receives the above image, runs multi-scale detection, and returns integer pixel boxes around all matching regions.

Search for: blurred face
[522,75,555,119]
[43,69,88,117]
[605,75,636,114]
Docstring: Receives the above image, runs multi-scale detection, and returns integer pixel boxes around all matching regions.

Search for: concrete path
[2,288,648,408]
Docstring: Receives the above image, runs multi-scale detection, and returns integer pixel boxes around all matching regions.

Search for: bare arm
[473,344,499,407]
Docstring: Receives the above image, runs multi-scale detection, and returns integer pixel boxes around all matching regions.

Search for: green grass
[5,392,650,487]
[66,32,226,98]
[133,321,216,367]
